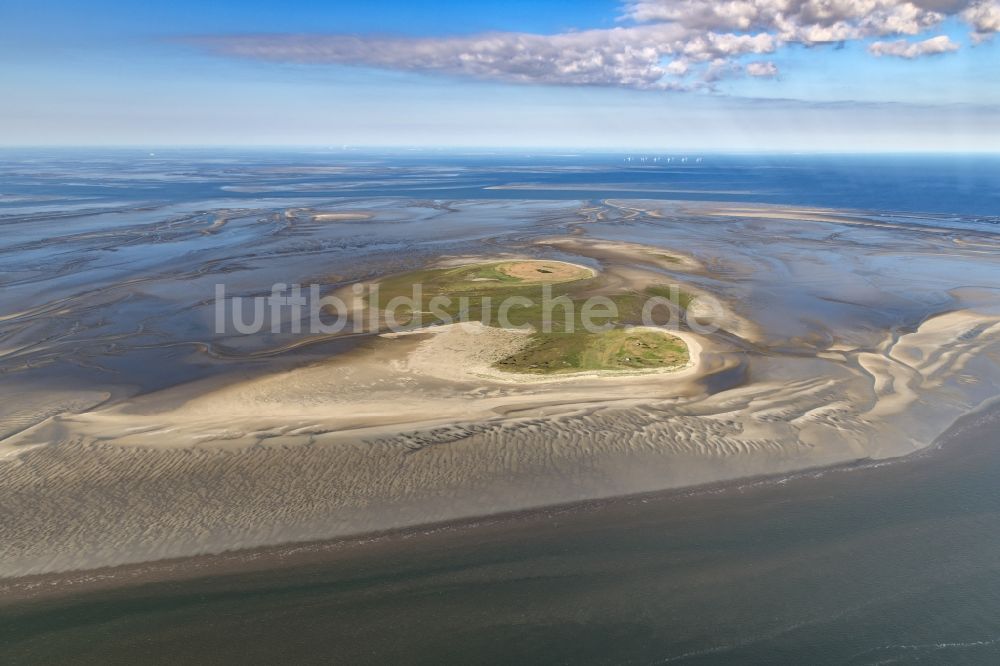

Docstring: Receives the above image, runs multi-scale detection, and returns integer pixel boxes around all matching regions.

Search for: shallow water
[3,151,998,395]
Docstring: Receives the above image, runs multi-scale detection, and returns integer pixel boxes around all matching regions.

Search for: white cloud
[624,0,948,39]
[746,61,780,76]
[665,59,691,75]
[869,34,960,56]
[191,0,998,90]
[962,0,1000,40]
[625,0,999,46]
[680,32,777,60]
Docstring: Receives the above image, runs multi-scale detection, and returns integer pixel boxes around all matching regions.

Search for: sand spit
[310,212,374,222]
[538,237,703,273]
[691,202,997,237]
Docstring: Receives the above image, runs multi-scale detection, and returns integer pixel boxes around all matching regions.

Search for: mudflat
[2,197,1000,578]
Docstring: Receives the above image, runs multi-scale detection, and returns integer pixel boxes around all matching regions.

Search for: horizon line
[2,145,1000,156]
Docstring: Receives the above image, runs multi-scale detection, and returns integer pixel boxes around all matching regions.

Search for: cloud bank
[869,34,960,56]
[192,0,998,89]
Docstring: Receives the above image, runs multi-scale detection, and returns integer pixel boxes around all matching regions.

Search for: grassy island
[368,259,691,375]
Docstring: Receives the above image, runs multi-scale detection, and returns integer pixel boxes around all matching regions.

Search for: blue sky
[1,0,998,150]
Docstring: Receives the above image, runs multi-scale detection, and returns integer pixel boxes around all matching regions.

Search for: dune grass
[494,328,689,374]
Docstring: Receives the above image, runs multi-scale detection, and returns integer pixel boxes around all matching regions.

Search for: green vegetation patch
[495,329,689,374]
[370,261,596,325]
[373,260,594,298]
[367,260,695,375]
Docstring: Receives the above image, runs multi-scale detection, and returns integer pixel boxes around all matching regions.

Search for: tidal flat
[1,153,999,582]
